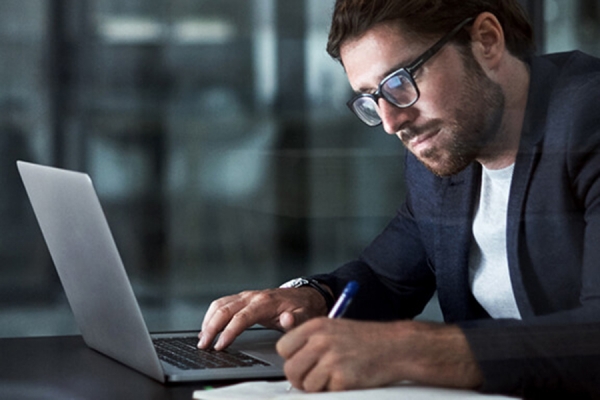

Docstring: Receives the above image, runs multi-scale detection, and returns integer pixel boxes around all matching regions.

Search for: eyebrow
[354,58,412,95]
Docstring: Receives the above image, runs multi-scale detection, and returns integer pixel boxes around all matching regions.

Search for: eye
[386,75,406,90]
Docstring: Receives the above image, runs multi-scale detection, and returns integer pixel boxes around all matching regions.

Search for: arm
[311,202,437,321]
[200,196,437,349]
[277,318,483,392]
[462,322,600,398]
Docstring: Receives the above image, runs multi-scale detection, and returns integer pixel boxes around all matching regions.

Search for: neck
[477,58,530,170]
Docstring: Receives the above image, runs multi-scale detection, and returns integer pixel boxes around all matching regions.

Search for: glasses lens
[382,71,418,107]
[351,96,381,126]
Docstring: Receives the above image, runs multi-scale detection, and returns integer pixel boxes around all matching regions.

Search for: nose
[378,98,414,135]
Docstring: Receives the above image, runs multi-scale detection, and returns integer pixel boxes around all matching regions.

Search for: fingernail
[198,336,206,348]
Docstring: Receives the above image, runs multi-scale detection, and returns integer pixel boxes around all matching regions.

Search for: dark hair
[327,0,534,62]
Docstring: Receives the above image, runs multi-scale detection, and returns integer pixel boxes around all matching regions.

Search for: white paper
[193,380,519,400]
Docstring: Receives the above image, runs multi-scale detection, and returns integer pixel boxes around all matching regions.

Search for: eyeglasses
[346,17,474,127]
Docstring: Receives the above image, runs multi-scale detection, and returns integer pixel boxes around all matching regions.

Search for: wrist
[392,321,484,389]
[279,278,335,312]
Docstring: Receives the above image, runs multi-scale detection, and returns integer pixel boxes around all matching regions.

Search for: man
[198,0,600,397]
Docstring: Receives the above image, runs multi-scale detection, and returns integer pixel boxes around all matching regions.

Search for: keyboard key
[153,337,270,370]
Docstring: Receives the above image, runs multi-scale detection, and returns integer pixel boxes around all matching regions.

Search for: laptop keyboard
[153,337,271,370]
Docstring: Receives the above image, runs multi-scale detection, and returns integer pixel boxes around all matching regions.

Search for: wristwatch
[279,277,335,311]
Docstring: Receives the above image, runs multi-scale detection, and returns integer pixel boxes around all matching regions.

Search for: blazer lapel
[435,164,487,322]
[505,56,555,318]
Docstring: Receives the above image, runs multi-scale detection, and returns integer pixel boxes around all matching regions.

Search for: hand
[198,287,329,351]
[276,318,483,392]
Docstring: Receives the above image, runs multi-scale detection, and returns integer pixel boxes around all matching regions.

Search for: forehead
[340,22,426,91]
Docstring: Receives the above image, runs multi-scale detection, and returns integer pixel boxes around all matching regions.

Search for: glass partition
[544,0,600,55]
[0,0,406,336]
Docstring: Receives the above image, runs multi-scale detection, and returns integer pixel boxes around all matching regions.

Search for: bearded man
[198,1,600,398]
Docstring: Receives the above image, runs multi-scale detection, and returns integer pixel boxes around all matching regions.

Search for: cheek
[415,77,460,120]
[415,52,468,118]
[413,89,456,122]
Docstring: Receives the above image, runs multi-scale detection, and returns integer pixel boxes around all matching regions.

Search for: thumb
[279,311,296,331]
[280,309,313,331]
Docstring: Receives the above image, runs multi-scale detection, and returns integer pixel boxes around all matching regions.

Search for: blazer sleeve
[310,199,437,321]
[461,322,600,399]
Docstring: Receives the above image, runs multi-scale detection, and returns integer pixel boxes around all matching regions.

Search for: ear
[469,12,505,71]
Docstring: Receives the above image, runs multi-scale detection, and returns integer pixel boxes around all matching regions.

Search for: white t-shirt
[469,163,522,319]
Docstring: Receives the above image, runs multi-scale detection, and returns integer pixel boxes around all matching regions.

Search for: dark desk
[0,335,216,400]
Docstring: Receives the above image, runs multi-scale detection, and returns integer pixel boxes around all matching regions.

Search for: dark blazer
[312,51,600,398]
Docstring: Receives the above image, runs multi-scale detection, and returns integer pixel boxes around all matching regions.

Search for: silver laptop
[17,160,284,383]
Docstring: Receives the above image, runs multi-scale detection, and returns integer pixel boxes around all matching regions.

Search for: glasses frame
[346,17,474,127]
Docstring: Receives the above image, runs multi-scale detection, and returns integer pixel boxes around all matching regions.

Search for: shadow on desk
[0,335,223,400]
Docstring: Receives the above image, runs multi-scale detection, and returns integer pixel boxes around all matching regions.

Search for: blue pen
[327,281,359,318]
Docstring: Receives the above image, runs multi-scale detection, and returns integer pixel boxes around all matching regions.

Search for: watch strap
[280,277,335,311]
[305,279,335,311]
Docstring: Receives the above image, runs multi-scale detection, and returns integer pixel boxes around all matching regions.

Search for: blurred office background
[0,0,596,337]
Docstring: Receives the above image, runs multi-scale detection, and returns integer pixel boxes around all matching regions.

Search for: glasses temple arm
[406,17,474,74]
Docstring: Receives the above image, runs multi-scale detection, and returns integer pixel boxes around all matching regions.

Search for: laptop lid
[17,161,284,383]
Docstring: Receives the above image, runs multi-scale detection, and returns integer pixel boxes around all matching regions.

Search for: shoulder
[532,52,600,143]
[532,52,600,188]
[541,50,600,79]
[538,51,600,102]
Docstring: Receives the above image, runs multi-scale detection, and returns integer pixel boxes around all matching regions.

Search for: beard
[401,49,505,177]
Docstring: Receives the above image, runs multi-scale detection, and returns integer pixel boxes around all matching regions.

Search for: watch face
[280,278,309,289]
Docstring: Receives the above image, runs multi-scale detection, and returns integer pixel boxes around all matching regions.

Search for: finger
[277,318,324,359]
[302,363,331,393]
[201,294,241,332]
[214,295,281,350]
[279,311,295,331]
[199,296,247,348]
[277,328,313,362]
[199,301,234,348]
[287,307,313,327]
[279,307,313,332]
[213,311,255,350]
[283,345,320,391]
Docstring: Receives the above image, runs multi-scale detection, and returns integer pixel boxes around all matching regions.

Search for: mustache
[399,120,442,143]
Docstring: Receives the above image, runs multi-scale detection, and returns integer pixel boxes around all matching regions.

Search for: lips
[408,129,440,153]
